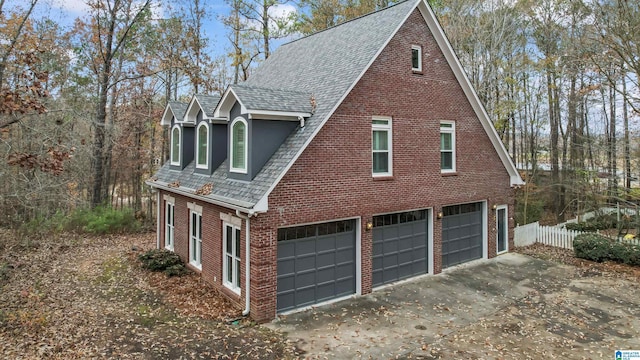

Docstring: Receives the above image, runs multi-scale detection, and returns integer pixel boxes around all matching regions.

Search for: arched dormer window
[196,122,209,168]
[230,117,248,173]
[170,125,181,165]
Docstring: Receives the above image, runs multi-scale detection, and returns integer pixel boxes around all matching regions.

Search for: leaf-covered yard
[0,231,299,359]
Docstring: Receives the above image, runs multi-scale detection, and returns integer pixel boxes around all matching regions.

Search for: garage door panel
[316,283,335,300]
[372,210,428,287]
[442,203,483,269]
[317,252,335,268]
[278,275,295,290]
[296,287,316,307]
[296,238,316,255]
[383,239,398,253]
[277,220,356,312]
[382,253,398,268]
[316,236,336,252]
[296,256,316,271]
[279,242,295,258]
[336,247,354,263]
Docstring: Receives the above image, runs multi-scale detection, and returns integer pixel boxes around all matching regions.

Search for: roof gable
[184,94,222,123]
[160,101,188,126]
[215,84,313,120]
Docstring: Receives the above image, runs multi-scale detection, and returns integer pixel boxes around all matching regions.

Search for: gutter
[145,180,260,212]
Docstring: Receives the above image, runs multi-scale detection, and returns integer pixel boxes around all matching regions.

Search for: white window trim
[230,117,248,174]
[372,116,393,177]
[440,121,456,173]
[412,45,422,72]
[223,222,241,294]
[164,197,175,251]
[496,205,509,254]
[189,205,202,270]
[195,122,210,169]
[170,125,181,166]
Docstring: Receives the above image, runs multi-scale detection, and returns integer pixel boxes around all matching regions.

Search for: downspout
[236,209,255,316]
[156,191,161,249]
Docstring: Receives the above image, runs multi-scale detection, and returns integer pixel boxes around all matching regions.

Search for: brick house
[147,0,524,322]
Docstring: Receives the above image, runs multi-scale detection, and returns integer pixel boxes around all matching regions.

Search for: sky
[19,0,298,59]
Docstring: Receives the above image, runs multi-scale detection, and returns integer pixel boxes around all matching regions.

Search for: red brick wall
[250,8,516,321]
[158,190,245,310]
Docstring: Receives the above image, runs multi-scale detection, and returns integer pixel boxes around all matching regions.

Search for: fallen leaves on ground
[0,230,300,359]
[515,242,640,281]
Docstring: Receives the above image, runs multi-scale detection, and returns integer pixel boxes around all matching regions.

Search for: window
[189,208,202,269]
[230,117,248,173]
[196,122,209,168]
[165,200,174,250]
[411,45,422,72]
[440,121,456,172]
[170,125,181,165]
[372,117,392,176]
[223,223,241,293]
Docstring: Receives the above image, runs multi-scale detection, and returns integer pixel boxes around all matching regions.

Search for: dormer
[161,101,188,127]
[184,94,224,175]
[215,84,314,181]
[160,101,191,170]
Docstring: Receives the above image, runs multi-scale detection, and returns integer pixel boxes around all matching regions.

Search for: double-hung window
[372,117,392,176]
[223,223,241,293]
[230,117,248,173]
[440,121,456,172]
[170,125,181,165]
[165,199,174,250]
[189,206,202,269]
[196,122,209,168]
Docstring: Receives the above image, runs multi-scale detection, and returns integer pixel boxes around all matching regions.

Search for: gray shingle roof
[194,94,221,118]
[230,84,313,113]
[167,101,188,121]
[151,0,417,209]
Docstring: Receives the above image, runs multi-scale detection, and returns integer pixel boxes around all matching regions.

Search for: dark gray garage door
[442,203,483,269]
[372,210,428,287]
[277,220,356,312]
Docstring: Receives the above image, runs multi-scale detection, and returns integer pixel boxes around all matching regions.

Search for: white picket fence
[514,221,640,250]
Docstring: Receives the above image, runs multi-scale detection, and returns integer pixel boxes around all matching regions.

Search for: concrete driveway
[268,253,640,359]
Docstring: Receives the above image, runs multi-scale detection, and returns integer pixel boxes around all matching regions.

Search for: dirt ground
[2,231,639,359]
[271,246,640,359]
[0,231,299,359]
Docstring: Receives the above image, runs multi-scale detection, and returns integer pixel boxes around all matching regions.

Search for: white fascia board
[160,106,174,126]
[145,180,258,212]
[183,95,202,124]
[416,0,524,186]
[246,110,312,120]
[253,0,420,208]
[208,117,228,124]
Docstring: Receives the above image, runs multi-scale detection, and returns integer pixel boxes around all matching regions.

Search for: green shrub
[139,249,188,277]
[573,233,611,262]
[565,212,620,233]
[565,222,598,232]
[65,206,140,234]
[611,241,640,266]
[574,233,640,266]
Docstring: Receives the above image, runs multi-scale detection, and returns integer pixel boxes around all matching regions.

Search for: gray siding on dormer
[193,121,227,176]
[211,123,227,170]
[227,101,299,181]
[251,119,297,179]
[181,126,195,170]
